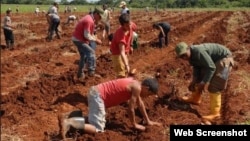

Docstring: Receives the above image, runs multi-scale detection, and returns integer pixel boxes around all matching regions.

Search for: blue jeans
[73,40,96,78]
[48,18,60,40]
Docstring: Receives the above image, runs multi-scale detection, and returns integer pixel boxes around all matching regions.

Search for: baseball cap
[119,1,126,7]
[93,7,104,18]
[175,42,188,57]
[142,78,159,94]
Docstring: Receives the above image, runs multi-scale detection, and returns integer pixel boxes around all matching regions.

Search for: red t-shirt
[72,14,94,44]
[97,78,134,108]
[130,22,137,31]
[110,22,136,55]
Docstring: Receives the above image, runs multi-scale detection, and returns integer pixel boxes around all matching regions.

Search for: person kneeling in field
[59,77,162,139]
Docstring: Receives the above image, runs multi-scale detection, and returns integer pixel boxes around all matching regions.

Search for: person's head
[6,9,11,15]
[53,2,58,6]
[119,13,130,31]
[119,1,126,8]
[175,42,190,60]
[152,23,160,30]
[141,78,159,97]
[103,4,108,10]
[93,7,104,23]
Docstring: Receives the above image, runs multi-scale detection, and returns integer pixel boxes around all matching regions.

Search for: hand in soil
[147,121,162,127]
[134,124,146,131]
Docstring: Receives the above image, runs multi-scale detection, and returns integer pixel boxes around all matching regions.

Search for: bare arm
[84,30,102,44]
[119,43,130,73]
[128,82,146,131]
[159,26,165,37]
[128,82,162,131]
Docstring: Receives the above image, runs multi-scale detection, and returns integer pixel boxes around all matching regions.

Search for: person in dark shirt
[153,22,171,48]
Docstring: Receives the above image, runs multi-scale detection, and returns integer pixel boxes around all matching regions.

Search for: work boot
[202,92,221,121]
[181,86,202,105]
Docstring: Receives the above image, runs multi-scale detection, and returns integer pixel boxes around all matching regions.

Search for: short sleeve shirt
[48,6,57,14]
[3,16,12,30]
[72,15,95,43]
[110,26,133,55]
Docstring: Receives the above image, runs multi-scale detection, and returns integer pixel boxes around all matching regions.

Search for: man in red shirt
[59,77,162,139]
[110,13,136,78]
[72,8,103,79]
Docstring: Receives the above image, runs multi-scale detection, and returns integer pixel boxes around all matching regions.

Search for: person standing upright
[119,1,130,15]
[101,4,112,43]
[3,10,15,50]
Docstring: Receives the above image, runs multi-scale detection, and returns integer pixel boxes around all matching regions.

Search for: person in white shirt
[35,6,40,16]
[3,10,15,50]
[47,13,60,41]
[101,4,112,41]
[119,1,129,15]
[46,2,59,39]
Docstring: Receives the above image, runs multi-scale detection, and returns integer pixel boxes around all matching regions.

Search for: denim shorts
[87,86,106,132]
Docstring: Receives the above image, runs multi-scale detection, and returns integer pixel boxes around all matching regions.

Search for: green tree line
[1,0,250,7]
[0,0,88,5]
[96,0,250,8]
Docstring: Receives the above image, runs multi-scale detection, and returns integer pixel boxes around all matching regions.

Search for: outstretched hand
[96,38,102,45]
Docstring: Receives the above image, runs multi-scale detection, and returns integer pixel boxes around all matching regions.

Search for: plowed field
[1,10,250,141]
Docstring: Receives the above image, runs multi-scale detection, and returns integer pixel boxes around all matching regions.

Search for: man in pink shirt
[72,8,103,79]
[59,77,162,139]
[110,13,136,78]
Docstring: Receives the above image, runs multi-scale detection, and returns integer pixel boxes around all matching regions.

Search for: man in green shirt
[175,42,234,123]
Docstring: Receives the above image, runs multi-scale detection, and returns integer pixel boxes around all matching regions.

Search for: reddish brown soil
[1,10,250,141]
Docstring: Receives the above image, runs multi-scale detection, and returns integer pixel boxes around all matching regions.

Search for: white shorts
[87,86,106,132]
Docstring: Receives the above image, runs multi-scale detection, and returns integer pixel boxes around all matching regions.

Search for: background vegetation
[1,0,250,8]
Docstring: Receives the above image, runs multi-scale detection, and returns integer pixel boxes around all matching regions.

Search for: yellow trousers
[111,55,126,78]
